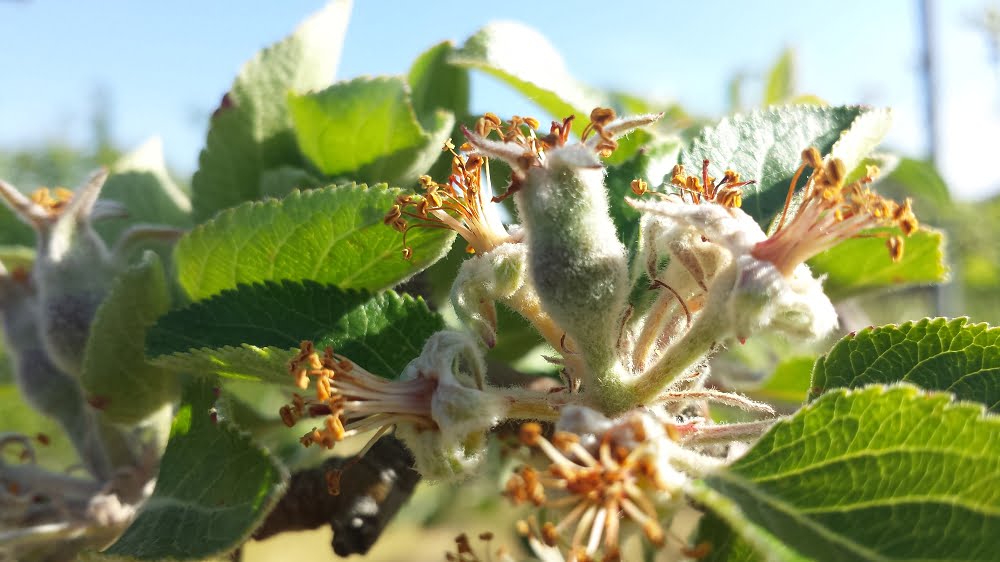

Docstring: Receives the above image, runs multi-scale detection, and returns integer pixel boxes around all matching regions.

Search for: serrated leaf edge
[808,317,991,401]
[96,417,289,561]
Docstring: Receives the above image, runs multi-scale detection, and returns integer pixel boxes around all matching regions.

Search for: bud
[0,269,112,480]
[0,172,182,377]
[450,243,527,347]
[0,172,117,376]
[629,193,838,343]
[463,110,660,375]
[728,255,838,342]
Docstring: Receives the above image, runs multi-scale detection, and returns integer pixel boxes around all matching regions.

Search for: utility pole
[917,0,952,316]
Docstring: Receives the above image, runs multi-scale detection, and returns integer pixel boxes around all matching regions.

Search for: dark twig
[251,435,420,557]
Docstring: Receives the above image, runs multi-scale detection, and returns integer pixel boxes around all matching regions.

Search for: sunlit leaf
[174,183,455,300]
[450,21,607,137]
[695,384,1000,561]
[102,379,287,559]
[681,106,889,227]
[809,317,1000,410]
[808,227,947,299]
[191,0,351,220]
[288,76,454,187]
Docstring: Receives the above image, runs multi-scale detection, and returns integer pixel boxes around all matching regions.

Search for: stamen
[384,139,511,258]
[280,341,437,451]
[506,416,689,560]
[752,146,919,276]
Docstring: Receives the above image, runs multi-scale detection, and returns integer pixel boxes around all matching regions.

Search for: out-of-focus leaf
[102,379,287,560]
[288,77,454,187]
[97,137,192,245]
[763,49,795,106]
[0,245,34,272]
[744,355,814,404]
[808,227,947,299]
[886,157,952,212]
[191,1,351,221]
[0,384,78,468]
[408,41,469,128]
[80,252,177,423]
[450,21,607,137]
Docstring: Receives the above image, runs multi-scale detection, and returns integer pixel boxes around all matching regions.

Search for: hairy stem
[629,266,737,406]
[502,284,588,389]
[503,387,588,421]
[683,419,781,445]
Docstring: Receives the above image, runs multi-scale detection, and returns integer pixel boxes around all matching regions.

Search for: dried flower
[282,332,507,480]
[385,139,514,259]
[505,408,714,561]
[752,147,918,276]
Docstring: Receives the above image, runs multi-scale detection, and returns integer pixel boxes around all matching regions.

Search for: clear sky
[1,0,997,199]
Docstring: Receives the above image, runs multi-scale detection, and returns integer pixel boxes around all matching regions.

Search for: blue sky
[1,0,997,199]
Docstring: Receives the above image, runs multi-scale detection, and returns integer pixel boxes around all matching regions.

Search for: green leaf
[828,108,893,175]
[150,344,295,387]
[450,21,607,137]
[408,41,470,129]
[0,183,35,247]
[689,482,804,562]
[843,152,900,186]
[807,227,948,299]
[81,252,177,423]
[681,106,887,227]
[0,384,79,468]
[287,76,455,187]
[96,137,192,245]
[103,378,287,560]
[809,317,1000,410]
[258,165,324,198]
[697,384,1000,561]
[174,183,456,300]
[148,281,443,382]
[763,49,795,106]
[744,355,815,404]
[0,244,34,271]
[884,157,952,216]
[191,0,350,221]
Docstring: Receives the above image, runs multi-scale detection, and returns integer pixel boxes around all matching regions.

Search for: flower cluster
[505,409,719,562]
[367,110,923,558]
[281,332,508,480]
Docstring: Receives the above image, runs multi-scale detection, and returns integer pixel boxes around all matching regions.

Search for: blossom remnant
[384,130,513,259]
[752,147,919,277]
[505,408,701,562]
[281,341,437,449]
